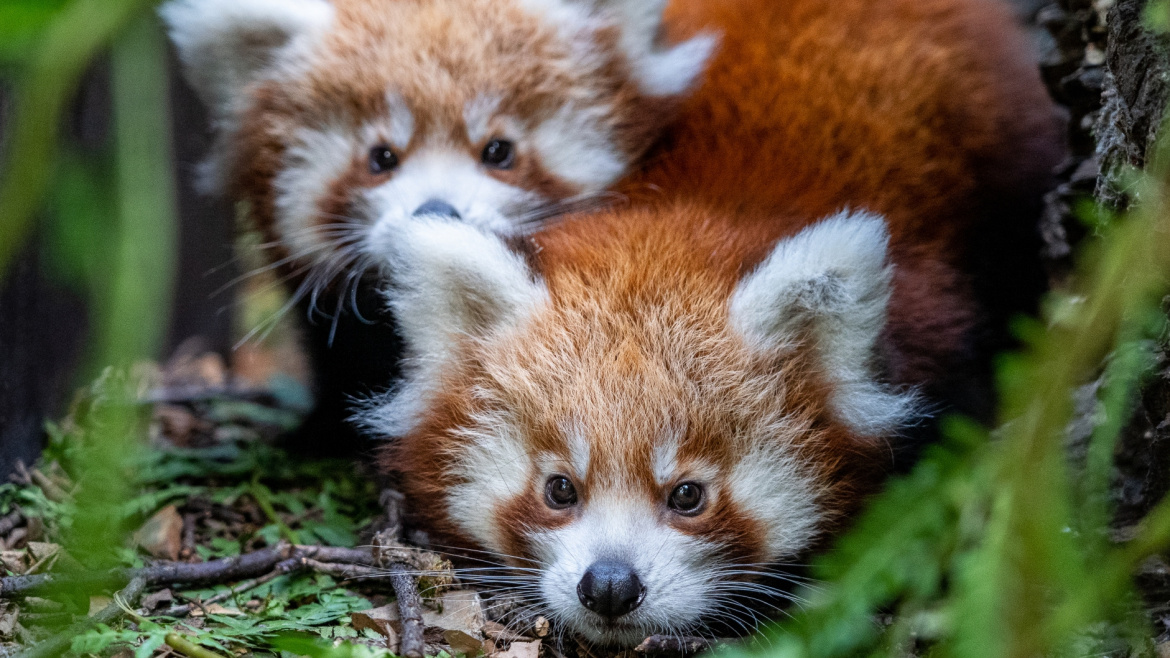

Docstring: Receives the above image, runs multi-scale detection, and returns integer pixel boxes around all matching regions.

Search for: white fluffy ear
[730,210,918,436]
[522,0,716,97]
[600,0,716,96]
[159,0,333,115]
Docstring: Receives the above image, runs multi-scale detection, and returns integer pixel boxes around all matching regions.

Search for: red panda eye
[668,482,704,515]
[369,146,399,174]
[482,139,515,169]
[545,476,578,509]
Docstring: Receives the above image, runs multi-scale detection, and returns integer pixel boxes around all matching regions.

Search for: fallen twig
[0,509,24,536]
[293,545,379,566]
[0,573,56,596]
[0,542,294,596]
[380,489,405,539]
[142,543,293,586]
[635,636,715,655]
[18,612,71,625]
[12,576,146,658]
[140,384,273,406]
[299,558,385,581]
[13,463,71,504]
[156,557,304,617]
[388,563,426,658]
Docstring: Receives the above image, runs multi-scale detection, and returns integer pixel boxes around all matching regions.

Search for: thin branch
[0,509,24,536]
[293,545,379,566]
[156,557,304,617]
[298,558,386,581]
[0,542,294,597]
[388,563,426,658]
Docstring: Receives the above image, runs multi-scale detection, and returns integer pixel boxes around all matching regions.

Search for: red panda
[160,0,715,451]
[358,0,1062,647]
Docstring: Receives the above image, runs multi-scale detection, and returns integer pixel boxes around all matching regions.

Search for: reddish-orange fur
[385,0,1061,559]
[617,0,1062,387]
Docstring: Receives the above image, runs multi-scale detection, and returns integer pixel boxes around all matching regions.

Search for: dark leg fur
[282,280,403,459]
[891,165,1059,473]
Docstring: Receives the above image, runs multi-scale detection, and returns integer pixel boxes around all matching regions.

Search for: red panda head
[360,206,919,645]
[160,0,715,282]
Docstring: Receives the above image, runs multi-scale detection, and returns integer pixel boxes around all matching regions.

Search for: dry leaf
[141,588,174,613]
[482,621,525,643]
[134,505,183,560]
[532,616,549,638]
[352,606,401,654]
[352,606,398,636]
[430,590,487,636]
[496,640,540,658]
[26,543,59,560]
[162,347,228,389]
[154,404,209,447]
[0,551,26,575]
[25,542,61,574]
[444,630,484,657]
[89,596,113,616]
[355,590,486,638]
[0,604,18,638]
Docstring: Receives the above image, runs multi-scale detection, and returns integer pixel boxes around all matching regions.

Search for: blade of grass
[101,10,177,365]
[0,0,156,280]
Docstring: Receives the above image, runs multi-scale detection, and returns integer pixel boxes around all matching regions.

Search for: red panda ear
[524,0,717,97]
[729,210,919,437]
[160,0,333,115]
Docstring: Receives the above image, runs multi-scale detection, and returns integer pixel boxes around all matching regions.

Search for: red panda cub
[360,0,1061,647]
[159,0,716,451]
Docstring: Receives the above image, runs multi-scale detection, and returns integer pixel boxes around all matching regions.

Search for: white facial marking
[364,146,540,237]
[534,490,721,645]
[728,443,823,558]
[359,95,414,154]
[446,411,534,553]
[464,95,503,145]
[273,123,356,256]
[385,92,415,150]
[566,423,591,482]
[532,104,626,189]
[650,431,680,487]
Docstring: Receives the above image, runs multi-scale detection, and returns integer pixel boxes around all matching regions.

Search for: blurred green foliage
[0,0,178,626]
[720,54,1170,658]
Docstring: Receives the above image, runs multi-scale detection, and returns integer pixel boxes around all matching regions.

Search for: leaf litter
[0,351,702,658]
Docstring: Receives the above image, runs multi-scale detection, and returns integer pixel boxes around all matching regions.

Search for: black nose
[577,560,645,619]
[412,199,461,219]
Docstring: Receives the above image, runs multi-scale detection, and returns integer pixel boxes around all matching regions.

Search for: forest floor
[0,350,708,658]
